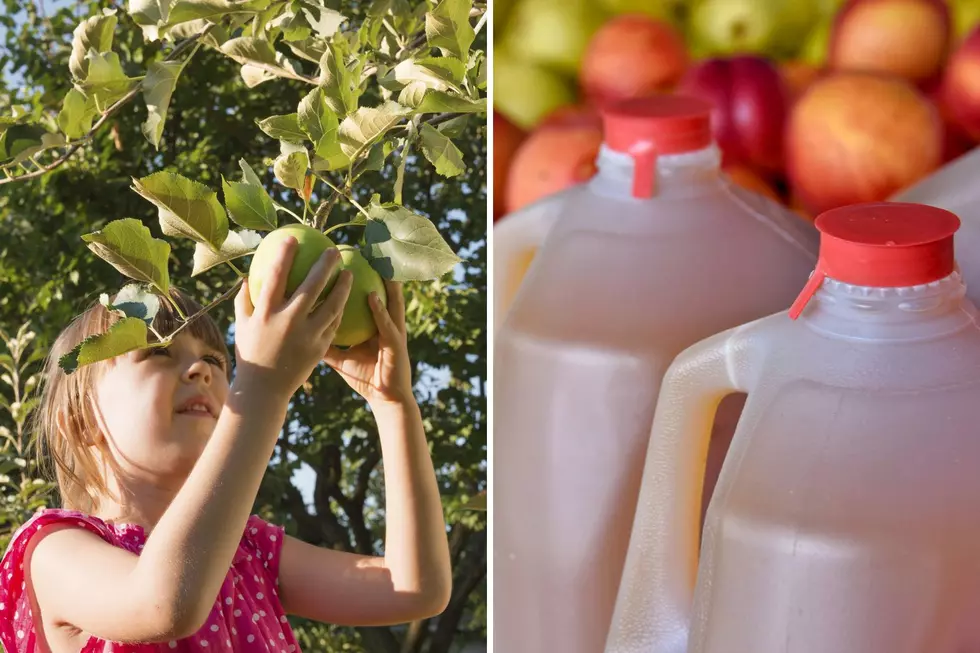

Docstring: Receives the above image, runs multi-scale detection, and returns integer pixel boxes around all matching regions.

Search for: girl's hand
[234,237,353,404]
[323,280,414,408]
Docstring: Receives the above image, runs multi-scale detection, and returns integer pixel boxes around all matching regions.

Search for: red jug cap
[789,202,961,320]
[599,95,714,199]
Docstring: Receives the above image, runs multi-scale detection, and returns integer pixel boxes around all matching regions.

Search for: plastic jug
[891,146,980,303]
[606,202,980,653]
[493,95,820,653]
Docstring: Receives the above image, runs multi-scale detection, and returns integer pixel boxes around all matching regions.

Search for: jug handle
[493,200,559,333]
[605,327,753,653]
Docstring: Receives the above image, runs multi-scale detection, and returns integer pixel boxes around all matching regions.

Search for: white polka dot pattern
[0,509,298,652]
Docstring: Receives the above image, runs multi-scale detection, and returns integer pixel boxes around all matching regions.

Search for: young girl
[0,238,452,652]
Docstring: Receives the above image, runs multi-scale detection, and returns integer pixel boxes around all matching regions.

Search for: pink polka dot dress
[0,508,302,652]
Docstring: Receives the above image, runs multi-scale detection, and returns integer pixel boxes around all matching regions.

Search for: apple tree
[0,0,487,650]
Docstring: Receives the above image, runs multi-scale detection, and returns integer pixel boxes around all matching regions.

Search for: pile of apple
[493,0,980,223]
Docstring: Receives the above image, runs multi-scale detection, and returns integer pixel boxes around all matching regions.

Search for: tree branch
[312,443,356,552]
[354,448,381,505]
[427,528,487,653]
[0,25,214,186]
[278,436,352,550]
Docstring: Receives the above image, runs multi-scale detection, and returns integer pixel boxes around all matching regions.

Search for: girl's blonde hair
[30,287,232,513]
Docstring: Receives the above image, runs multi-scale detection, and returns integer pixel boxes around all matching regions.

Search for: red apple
[494,112,526,222]
[924,73,976,161]
[504,123,603,214]
[579,15,688,106]
[677,55,790,174]
[941,25,980,142]
[829,0,952,86]
[786,72,943,214]
[723,164,782,202]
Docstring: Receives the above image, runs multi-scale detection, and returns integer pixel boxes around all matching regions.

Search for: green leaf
[240,64,276,88]
[382,56,463,93]
[310,147,351,172]
[239,158,264,186]
[0,125,64,167]
[415,91,486,115]
[222,176,277,230]
[127,0,173,41]
[79,51,140,113]
[437,114,469,138]
[425,0,474,59]
[274,150,309,191]
[419,56,467,84]
[301,4,346,39]
[100,283,162,326]
[357,13,384,49]
[317,38,361,117]
[397,81,428,109]
[220,36,279,67]
[339,101,410,159]
[57,89,98,140]
[358,139,394,176]
[394,136,410,204]
[474,53,486,90]
[167,18,229,46]
[364,201,461,281]
[131,171,229,248]
[59,317,149,374]
[268,3,311,41]
[69,9,118,82]
[168,0,271,24]
[81,218,171,294]
[298,87,334,145]
[192,229,262,276]
[419,123,464,177]
[256,113,307,143]
[297,87,343,162]
[368,0,394,16]
[286,37,326,63]
[141,60,184,150]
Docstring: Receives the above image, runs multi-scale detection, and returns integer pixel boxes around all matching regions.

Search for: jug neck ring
[588,144,722,200]
[800,270,977,341]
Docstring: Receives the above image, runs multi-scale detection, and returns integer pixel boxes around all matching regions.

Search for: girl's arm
[279,400,452,625]
[30,242,352,642]
[278,281,453,625]
[29,385,290,642]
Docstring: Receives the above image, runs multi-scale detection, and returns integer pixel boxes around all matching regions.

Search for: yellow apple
[332,245,388,347]
[247,224,388,347]
[248,223,340,308]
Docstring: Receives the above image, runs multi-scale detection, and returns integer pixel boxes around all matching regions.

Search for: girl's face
[91,333,231,484]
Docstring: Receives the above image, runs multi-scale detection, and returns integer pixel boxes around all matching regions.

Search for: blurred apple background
[492,0,980,223]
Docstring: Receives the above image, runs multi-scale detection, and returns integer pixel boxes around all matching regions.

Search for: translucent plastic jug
[891,146,980,304]
[606,202,980,653]
[493,95,820,653]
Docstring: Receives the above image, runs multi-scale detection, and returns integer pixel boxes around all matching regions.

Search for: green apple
[952,0,980,41]
[688,0,781,56]
[248,224,389,347]
[769,0,819,59]
[502,0,608,75]
[801,19,832,66]
[332,245,388,348]
[815,0,846,18]
[248,223,340,308]
[494,0,515,40]
[494,47,575,129]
